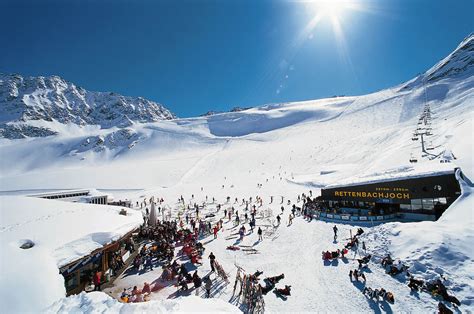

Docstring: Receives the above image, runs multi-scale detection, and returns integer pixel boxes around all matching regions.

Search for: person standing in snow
[239,225,246,240]
[145,254,153,271]
[192,271,202,294]
[288,214,293,226]
[205,277,212,298]
[333,225,338,241]
[276,215,281,225]
[258,227,263,241]
[209,252,216,272]
[213,225,218,239]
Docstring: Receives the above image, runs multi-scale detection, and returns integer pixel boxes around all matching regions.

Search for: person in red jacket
[93,270,102,291]
[213,226,218,239]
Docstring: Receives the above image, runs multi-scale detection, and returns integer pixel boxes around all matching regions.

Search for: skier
[209,252,216,272]
[333,225,338,241]
[288,214,293,226]
[258,227,263,241]
[276,215,281,225]
[213,226,218,239]
[239,225,246,240]
[281,206,284,213]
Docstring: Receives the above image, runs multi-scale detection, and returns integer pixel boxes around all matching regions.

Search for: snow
[0,196,142,313]
[325,161,458,189]
[0,36,472,312]
[369,171,474,306]
[46,292,241,313]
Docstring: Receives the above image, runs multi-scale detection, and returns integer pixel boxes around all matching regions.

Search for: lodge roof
[324,162,457,190]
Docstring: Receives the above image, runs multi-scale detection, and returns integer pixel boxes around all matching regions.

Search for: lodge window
[411,199,422,210]
[422,198,434,210]
[434,197,447,205]
[400,204,411,210]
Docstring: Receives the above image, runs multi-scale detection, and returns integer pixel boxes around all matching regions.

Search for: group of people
[408,277,461,307]
[120,282,152,303]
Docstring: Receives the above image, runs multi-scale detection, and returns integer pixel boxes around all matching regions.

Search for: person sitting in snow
[274,285,291,296]
[131,286,140,296]
[142,282,151,294]
[381,254,393,267]
[357,254,372,268]
[408,276,424,291]
[120,288,129,302]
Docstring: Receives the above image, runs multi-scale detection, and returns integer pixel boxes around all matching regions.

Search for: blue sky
[1,0,472,117]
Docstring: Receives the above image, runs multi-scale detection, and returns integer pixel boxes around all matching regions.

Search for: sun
[313,0,347,20]
[313,0,347,19]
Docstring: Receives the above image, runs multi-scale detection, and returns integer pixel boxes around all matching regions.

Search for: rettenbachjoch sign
[321,173,460,204]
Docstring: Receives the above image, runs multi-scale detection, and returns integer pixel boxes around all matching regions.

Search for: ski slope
[0,35,473,313]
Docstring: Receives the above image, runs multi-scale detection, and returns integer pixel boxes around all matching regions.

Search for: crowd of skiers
[120,189,464,313]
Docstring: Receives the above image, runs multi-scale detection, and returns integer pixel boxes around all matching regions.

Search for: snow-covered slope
[0,73,175,138]
[0,35,472,313]
[46,292,241,313]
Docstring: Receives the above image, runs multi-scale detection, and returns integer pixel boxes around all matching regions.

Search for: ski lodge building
[28,189,132,207]
[319,165,462,223]
[0,194,142,298]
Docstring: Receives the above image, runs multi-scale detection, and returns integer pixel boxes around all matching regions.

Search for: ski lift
[426,142,434,150]
[412,135,419,141]
[409,154,418,163]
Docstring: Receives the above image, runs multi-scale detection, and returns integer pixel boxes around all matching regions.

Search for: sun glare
[313,0,347,19]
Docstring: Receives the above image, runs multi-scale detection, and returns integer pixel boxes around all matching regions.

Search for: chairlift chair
[409,155,418,163]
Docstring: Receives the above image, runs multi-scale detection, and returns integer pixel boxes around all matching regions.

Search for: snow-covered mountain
[0,73,175,139]
[402,33,474,89]
[0,34,473,313]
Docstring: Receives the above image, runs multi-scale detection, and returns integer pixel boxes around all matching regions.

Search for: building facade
[320,169,461,221]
